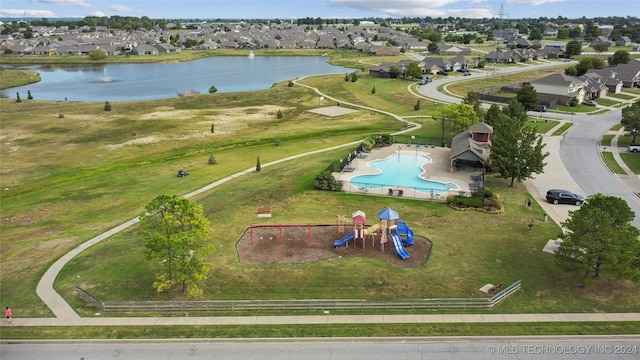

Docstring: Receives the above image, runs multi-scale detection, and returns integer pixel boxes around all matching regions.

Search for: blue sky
[0,0,638,20]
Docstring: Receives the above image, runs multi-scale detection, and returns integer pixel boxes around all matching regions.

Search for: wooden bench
[487,282,502,293]
[257,207,272,218]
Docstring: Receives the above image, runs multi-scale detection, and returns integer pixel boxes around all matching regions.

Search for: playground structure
[333,208,414,260]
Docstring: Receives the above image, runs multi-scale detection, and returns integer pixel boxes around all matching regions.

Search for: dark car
[534,105,547,112]
[437,70,448,76]
[545,189,585,205]
[583,100,597,106]
[463,71,471,76]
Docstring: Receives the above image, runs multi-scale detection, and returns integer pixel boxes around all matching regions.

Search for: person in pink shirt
[5,306,13,324]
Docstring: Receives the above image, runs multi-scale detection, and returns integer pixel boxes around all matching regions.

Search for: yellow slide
[363,223,380,236]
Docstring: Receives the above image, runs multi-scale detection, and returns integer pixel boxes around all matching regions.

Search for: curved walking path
[15,62,640,327]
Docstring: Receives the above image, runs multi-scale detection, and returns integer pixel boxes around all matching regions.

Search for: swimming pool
[350,154,458,193]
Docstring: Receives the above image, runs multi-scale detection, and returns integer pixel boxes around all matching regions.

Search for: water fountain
[100,68,112,82]
[248,50,255,59]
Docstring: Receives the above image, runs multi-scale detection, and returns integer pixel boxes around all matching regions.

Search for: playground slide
[397,221,415,246]
[363,223,381,236]
[334,233,354,247]
[391,233,410,259]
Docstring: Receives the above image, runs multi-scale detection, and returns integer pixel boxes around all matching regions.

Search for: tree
[433,103,479,146]
[516,84,539,111]
[483,104,502,127]
[406,62,422,79]
[16,92,21,103]
[621,101,640,143]
[256,156,261,172]
[427,42,438,54]
[388,66,399,78]
[89,48,107,60]
[592,41,609,54]
[277,109,283,119]
[414,99,420,111]
[461,91,483,121]
[208,85,218,94]
[27,90,33,100]
[139,195,212,297]
[313,170,343,191]
[609,50,631,66]
[565,40,582,59]
[490,113,548,187]
[350,72,358,82]
[555,193,640,284]
[528,27,543,41]
[104,101,111,111]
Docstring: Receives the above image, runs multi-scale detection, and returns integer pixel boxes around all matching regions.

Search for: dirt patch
[236,225,432,268]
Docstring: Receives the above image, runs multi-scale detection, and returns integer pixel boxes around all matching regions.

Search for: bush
[104,101,111,111]
[314,170,343,191]
[16,92,21,103]
[371,86,376,95]
[414,99,420,111]
[447,195,484,208]
[277,109,283,119]
[27,90,33,100]
[58,113,64,118]
[288,81,294,87]
[208,154,217,165]
[209,85,218,94]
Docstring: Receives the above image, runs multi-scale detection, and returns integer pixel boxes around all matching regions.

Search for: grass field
[1,52,639,338]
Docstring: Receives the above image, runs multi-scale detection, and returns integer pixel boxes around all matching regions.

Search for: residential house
[529,73,589,106]
[131,44,159,55]
[616,36,632,46]
[437,43,471,55]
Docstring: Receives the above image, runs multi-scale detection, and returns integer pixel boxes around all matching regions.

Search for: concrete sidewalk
[4,313,640,327]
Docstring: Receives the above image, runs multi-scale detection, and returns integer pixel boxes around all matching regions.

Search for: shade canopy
[377,207,399,221]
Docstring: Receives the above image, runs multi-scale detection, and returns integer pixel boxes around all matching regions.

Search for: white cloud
[39,0,92,9]
[507,0,567,5]
[0,9,57,17]
[88,11,106,16]
[327,0,495,18]
[109,4,134,13]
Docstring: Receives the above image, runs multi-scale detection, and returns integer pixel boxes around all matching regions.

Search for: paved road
[3,337,639,360]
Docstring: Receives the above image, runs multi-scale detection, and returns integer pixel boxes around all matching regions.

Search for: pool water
[350,154,457,193]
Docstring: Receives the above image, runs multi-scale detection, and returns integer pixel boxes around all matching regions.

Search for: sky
[0,0,638,20]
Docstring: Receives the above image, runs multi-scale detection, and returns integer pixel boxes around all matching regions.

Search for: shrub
[104,101,111,111]
[447,195,484,208]
[211,124,214,133]
[58,113,64,118]
[350,72,358,82]
[27,90,33,100]
[362,137,376,151]
[16,92,21,103]
[313,170,343,191]
[275,137,281,146]
[288,81,294,87]
[414,99,420,111]
[256,156,261,172]
[344,73,350,82]
[209,85,218,94]
[371,86,376,95]
[277,109,283,119]
[208,154,217,165]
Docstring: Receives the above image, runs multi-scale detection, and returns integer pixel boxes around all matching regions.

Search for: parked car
[463,71,471,76]
[583,100,597,106]
[628,144,640,152]
[534,105,547,112]
[437,70,448,76]
[456,68,468,73]
[545,189,585,205]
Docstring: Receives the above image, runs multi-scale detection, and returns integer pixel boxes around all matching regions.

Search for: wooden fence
[77,280,521,313]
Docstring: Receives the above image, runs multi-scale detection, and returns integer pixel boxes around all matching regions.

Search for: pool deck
[333,144,480,201]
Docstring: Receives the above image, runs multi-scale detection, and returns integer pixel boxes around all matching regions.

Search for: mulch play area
[236,225,432,268]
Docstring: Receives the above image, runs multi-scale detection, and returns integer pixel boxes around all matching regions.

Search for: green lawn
[620,152,640,174]
[1,55,638,339]
[602,152,627,174]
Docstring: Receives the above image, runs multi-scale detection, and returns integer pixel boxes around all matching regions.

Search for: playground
[236,208,432,268]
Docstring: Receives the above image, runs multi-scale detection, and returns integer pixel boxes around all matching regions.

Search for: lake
[1,56,352,102]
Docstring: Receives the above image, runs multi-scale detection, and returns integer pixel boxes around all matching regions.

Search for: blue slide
[391,233,410,259]
[397,221,415,246]
[334,233,354,247]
